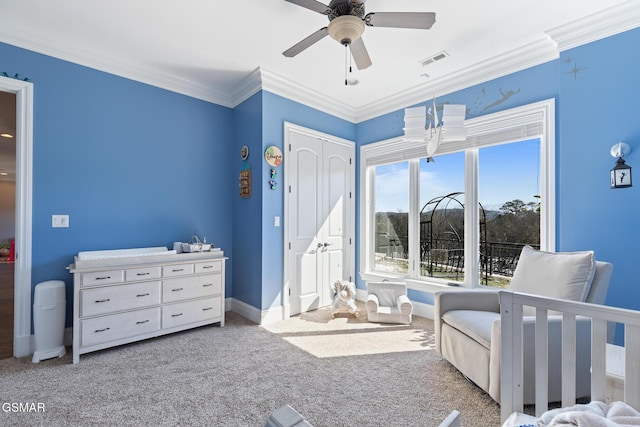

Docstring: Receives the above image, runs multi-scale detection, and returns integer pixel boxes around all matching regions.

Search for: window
[360,100,555,289]
[373,162,409,274]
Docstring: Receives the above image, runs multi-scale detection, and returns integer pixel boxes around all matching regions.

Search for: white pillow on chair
[508,245,596,315]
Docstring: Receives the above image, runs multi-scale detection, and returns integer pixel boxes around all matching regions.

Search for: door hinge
[349,238,352,245]
[289,242,291,250]
[289,143,292,152]
[289,185,291,193]
[288,288,291,296]
[349,158,352,165]
[349,276,352,282]
[349,191,352,198]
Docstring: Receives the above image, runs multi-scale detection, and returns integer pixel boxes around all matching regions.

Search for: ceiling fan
[282,0,436,71]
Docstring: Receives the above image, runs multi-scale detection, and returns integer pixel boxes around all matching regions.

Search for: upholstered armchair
[366,282,413,324]
[435,246,613,404]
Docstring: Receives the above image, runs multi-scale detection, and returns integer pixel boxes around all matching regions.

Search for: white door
[285,124,354,316]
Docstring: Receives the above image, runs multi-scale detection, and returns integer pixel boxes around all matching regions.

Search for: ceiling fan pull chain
[344,43,348,86]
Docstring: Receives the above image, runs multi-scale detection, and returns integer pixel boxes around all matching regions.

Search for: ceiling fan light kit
[328,15,364,45]
[283,0,436,80]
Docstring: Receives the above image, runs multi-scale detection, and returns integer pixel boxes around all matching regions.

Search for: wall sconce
[610,142,632,189]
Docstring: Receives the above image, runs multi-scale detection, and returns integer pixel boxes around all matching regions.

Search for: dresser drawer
[195,260,222,274]
[162,274,222,303]
[162,297,222,329]
[162,263,194,277]
[81,270,124,287]
[81,307,161,347]
[125,266,161,282]
[80,281,161,317]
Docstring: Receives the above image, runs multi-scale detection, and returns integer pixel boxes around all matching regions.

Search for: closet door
[286,127,354,316]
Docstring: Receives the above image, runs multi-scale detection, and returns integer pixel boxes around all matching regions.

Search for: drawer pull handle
[171,288,183,292]
[171,313,183,317]
[172,268,184,272]
[202,307,213,311]
[95,276,111,280]
[202,265,213,269]
[95,327,110,333]
[95,299,111,303]
[202,283,213,287]
[136,272,150,276]
[136,293,150,297]
[136,320,149,325]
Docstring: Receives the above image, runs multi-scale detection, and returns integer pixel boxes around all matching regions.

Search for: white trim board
[0,76,33,358]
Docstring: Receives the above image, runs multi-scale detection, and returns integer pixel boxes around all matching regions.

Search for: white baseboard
[228,297,286,325]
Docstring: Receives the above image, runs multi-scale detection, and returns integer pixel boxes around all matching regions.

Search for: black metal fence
[420,239,539,286]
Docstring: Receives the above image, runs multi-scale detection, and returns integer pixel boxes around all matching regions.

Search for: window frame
[359,99,556,291]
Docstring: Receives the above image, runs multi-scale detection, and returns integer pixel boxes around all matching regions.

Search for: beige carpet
[262,303,434,358]
[0,308,501,426]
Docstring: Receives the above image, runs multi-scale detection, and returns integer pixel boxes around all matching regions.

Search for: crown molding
[546,0,640,51]
[0,23,234,107]
[1,2,638,122]
[353,37,559,123]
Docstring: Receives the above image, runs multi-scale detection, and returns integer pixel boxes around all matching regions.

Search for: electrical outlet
[52,215,69,228]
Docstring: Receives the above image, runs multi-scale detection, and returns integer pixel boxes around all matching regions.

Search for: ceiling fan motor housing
[328,0,365,20]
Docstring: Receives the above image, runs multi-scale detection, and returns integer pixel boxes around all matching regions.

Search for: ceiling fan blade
[365,12,436,29]
[284,0,330,15]
[283,27,329,57]
[350,37,372,70]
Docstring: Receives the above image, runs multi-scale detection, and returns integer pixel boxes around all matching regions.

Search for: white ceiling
[0,0,639,125]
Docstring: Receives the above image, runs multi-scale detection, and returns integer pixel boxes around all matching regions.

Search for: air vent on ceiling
[419,50,449,67]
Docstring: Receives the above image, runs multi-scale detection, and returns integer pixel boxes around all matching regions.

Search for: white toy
[330,280,359,318]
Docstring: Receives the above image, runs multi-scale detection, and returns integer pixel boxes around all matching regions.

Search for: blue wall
[1,42,235,327]
[232,92,263,309]
[556,28,640,311]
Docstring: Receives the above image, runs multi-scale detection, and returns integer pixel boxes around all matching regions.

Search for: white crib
[498,290,640,424]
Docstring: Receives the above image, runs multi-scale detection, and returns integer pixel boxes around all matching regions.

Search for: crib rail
[499,291,640,423]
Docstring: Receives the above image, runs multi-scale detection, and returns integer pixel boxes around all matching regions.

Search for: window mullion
[464,149,479,288]
[408,159,420,278]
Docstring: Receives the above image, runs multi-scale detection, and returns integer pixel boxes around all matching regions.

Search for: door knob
[323,242,332,247]
[317,243,324,248]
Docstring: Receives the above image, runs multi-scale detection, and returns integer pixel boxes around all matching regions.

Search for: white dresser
[69,249,226,363]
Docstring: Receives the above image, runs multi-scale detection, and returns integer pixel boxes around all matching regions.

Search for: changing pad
[77,246,174,261]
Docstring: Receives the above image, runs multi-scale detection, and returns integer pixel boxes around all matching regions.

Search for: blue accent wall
[1,42,235,327]
[232,92,263,309]
[556,28,640,312]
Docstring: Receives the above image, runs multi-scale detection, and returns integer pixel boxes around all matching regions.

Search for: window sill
[359,271,474,294]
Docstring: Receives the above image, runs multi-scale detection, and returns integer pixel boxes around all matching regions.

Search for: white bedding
[503,401,640,427]
[538,401,640,427]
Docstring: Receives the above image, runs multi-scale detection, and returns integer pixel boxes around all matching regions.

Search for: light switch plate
[52,214,69,228]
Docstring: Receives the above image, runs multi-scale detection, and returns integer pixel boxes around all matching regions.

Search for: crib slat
[561,312,577,407]
[591,319,607,402]
[625,325,640,409]
[535,307,549,416]
[499,292,523,422]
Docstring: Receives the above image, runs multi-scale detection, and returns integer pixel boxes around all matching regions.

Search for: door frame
[0,76,34,358]
[282,122,355,319]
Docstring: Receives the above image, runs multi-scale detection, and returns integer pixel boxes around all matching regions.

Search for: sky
[375,138,540,213]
